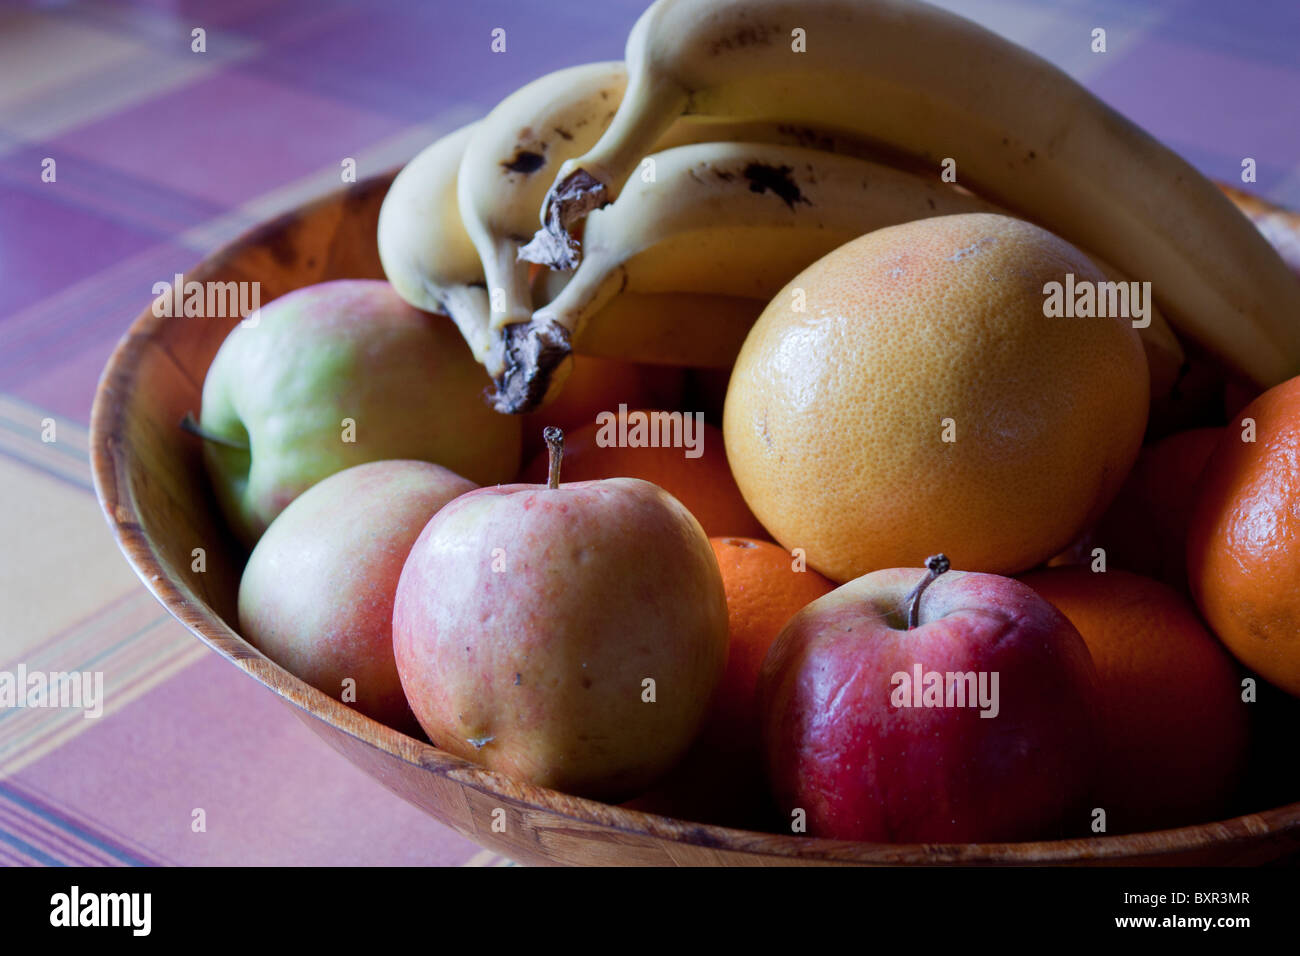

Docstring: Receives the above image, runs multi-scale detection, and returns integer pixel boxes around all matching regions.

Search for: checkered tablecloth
[1,0,1297,866]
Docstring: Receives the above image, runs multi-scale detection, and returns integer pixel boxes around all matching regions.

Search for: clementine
[1089,427,1221,590]
[1188,376,1300,696]
[706,537,836,745]
[520,409,766,538]
[520,356,684,460]
[624,537,832,828]
[1021,566,1248,832]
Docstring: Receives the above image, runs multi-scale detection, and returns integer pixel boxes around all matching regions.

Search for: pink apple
[393,429,729,801]
[239,459,476,733]
[759,557,1100,842]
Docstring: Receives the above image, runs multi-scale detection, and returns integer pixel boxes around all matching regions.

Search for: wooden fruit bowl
[90,171,1300,866]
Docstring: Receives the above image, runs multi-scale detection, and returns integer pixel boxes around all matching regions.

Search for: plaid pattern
[0,0,1295,866]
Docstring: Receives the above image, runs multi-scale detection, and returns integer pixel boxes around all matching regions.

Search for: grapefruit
[724,213,1149,581]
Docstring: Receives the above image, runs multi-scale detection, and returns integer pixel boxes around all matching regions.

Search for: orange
[623,537,833,828]
[706,537,836,745]
[520,408,766,538]
[724,213,1148,582]
[1089,427,1221,590]
[1020,567,1248,832]
[520,356,684,460]
[1188,376,1300,696]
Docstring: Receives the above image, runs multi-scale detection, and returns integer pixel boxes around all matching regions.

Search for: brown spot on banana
[501,150,546,174]
[707,20,778,56]
[743,163,810,210]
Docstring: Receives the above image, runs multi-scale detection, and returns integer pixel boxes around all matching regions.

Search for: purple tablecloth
[0,0,1296,865]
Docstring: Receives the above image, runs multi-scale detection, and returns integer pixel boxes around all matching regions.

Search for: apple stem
[179,411,249,451]
[543,426,564,489]
[906,553,950,630]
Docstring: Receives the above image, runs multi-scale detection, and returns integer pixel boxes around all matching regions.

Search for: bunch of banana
[380,63,637,394]
[456,62,626,336]
[384,58,902,408]
[381,110,1184,412]
[511,0,1300,410]
[379,113,753,407]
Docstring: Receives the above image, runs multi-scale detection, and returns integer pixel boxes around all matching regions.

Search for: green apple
[198,279,519,547]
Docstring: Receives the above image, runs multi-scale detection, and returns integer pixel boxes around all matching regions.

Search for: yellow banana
[536,141,997,317]
[574,291,1182,400]
[376,117,771,390]
[376,101,781,388]
[532,140,1183,397]
[377,122,496,365]
[567,292,766,368]
[458,60,899,333]
[379,124,1182,407]
[457,62,627,335]
[526,0,1300,394]
[454,61,913,409]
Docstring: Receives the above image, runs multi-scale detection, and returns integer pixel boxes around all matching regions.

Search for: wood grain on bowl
[90,171,1300,866]
[1219,184,1300,278]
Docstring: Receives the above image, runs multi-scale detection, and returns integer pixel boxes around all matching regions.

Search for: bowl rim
[87,173,1300,865]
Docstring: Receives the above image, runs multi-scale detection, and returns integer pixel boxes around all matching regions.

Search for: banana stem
[486,240,537,332]
[520,170,605,270]
[437,285,498,370]
[489,319,573,414]
[522,66,690,270]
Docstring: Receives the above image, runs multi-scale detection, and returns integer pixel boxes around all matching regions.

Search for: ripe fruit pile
[196,0,1300,845]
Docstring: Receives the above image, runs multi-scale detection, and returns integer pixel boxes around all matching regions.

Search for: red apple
[238,459,475,733]
[393,429,729,801]
[759,556,1100,842]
